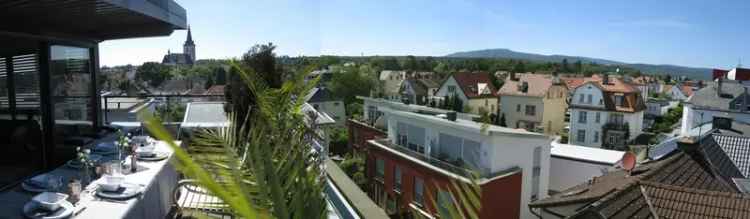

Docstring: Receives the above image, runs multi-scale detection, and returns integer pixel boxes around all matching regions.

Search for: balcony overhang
[0,0,187,42]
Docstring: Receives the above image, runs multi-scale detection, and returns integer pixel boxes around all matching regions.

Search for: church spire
[184,26,195,46]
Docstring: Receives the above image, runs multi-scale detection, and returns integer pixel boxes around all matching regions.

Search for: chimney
[717,77,723,96]
[712,116,732,131]
[446,111,457,121]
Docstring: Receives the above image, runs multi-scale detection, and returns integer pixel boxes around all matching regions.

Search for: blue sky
[100,0,749,69]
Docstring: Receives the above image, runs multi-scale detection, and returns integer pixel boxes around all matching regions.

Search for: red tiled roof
[563,74,639,93]
[498,73,556,97]
[451,72,498,99]
[680,85,694,97]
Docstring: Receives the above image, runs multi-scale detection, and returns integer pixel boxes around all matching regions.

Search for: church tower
[183,26,196,64]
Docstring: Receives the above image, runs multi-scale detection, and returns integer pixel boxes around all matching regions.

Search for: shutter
[0,58,8,109]
[12,54,40,109]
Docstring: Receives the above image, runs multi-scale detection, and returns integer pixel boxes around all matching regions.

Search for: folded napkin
[29,203,65,217]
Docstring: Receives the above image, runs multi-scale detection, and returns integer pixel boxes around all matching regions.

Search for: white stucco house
[567,75,645,149]
[306,87,346,126]
[379,70,407,102]
[434,72,498,115]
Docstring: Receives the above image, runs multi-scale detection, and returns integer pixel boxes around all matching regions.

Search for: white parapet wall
[548,138,624,192]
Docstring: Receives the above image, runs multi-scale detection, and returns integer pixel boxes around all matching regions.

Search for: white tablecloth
[0,140,180,219]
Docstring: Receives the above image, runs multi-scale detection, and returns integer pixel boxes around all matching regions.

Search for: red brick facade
[347,119,386,152]
[365,140,523,218]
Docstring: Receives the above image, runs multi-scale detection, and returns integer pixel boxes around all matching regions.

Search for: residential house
[379,70,407,102]
[498,73,568,135]
[568,75,645,149]
[668,83,695,101]
[645,98,678,117]
[530,125,750,218]
[364,106,552,218]
[306,87,346,126]
[101,95,156,124]
[680,79,750,135]
[434,72,499,115]
[399,78,440,105]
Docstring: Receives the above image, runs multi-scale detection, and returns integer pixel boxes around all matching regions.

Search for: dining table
[0,138,181,219]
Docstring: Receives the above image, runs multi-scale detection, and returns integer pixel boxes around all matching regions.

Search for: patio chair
[171,179,233,219]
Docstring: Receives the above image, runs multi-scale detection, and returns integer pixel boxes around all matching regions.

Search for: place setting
[21,174,64,194]
[93,163,143,201]
[22,192,75,219]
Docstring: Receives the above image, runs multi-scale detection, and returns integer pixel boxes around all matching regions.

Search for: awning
[0,0,187,41]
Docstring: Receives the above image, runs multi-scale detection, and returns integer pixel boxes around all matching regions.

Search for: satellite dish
[621,152,637,173]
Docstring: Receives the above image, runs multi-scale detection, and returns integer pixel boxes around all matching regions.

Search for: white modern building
[568,75,645,149]
[548,138,624,192]
[372,105,552,219]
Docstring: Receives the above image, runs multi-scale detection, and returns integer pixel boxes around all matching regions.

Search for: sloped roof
[162,53,193,65]
[711,134,750,178]
[688,80,747,111]
[306,87,339,103]
[565,75,640,93]
[680,85,695,97]
[498,73,565,97]
[403,78,440,96]
[575,181,750,219]
[530,150,737,208]
[450,72,498,99]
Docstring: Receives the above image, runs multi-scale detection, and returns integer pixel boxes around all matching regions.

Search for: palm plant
[142,60,326,218]
[412,172,482,219]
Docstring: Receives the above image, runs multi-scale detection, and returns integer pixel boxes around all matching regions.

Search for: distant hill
[446,48,712,80]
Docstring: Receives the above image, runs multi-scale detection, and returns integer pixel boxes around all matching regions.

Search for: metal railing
[373,139,479,178]
[102,94,225,124]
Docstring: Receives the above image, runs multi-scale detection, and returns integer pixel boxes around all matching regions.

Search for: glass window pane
[438,133,461,162]
[50,45,93,166]
[462,139,481,169]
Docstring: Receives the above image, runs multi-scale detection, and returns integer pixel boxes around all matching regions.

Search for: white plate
[22,199,74,219]
[137,152,169,161]
[95,182,141,200]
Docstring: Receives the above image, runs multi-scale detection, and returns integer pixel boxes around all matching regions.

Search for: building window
[484,99,488,106]
[394,166,402,192]
[334,102,340,106]
[448,85,456,93]
[610,114,624,125]
[587,94,592,104]
[579,94,584,103]
[532,147,542,200]
[594,131,599,143]
[577,130,586,143]
[414,177,424,206]
[516,104,521,112]
[525,105,536,116]
[578,111,587,124]
[376,158,385,180]
[615,95,624,106]
[595,112,600,123]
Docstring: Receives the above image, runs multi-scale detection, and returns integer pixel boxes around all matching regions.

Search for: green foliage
[328,64,377,104]
[338,152,367,187]
[135,62,171,88]
[143,59,327,219]
[650,103,683,133]
[329,127,348,152]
